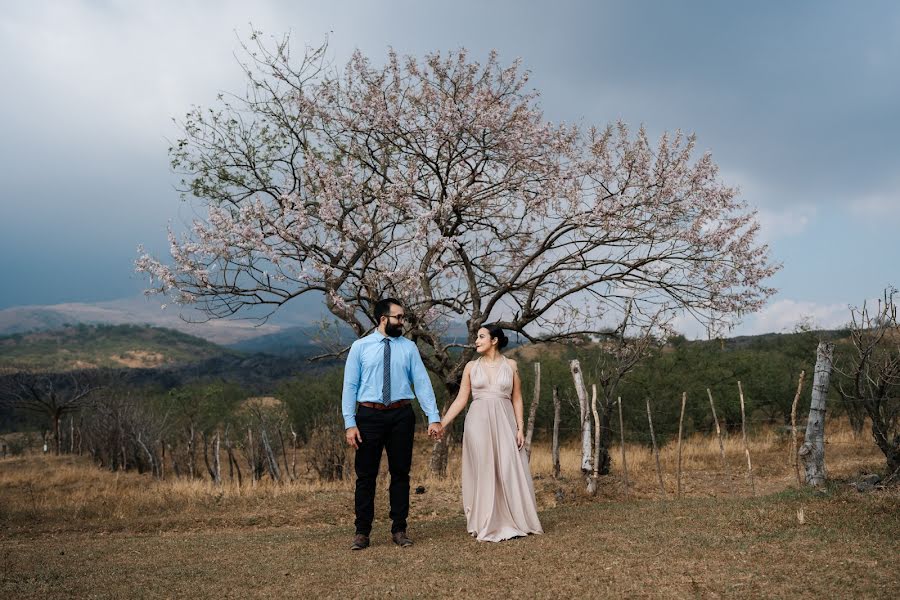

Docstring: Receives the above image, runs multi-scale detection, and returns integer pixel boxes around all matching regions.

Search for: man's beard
[385,323,404,338]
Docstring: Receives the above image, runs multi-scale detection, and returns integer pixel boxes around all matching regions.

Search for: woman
[440,324,543,542]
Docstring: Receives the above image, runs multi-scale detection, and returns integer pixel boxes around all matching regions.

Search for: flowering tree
[137,33,778,474]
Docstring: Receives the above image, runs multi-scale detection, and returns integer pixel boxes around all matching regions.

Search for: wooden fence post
[570,360,592,475]
[799,342,833,487]
[707,388,730,487]
[552,386,561,479]
[588,384,601,495]
[676,392,687,499]
[618,396,629,496]
[737,381,755,496]
[790,370,806,486]
[646,398,666,498]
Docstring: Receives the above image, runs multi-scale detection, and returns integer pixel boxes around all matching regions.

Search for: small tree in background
[835,288,900,476]
[0,370,103,455]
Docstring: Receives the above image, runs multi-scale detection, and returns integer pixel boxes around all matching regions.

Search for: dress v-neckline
[478,356,507,387]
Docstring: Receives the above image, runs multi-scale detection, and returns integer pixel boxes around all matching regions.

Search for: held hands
[345,427,362,449]
[428,422,444,441]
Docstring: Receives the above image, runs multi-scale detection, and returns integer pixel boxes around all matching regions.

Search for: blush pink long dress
[461,357,543,542]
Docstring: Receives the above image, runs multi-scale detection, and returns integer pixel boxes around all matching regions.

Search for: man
[342,298,443,550]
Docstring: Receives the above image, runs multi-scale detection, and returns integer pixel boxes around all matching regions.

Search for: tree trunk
[290,425,299,480]
[247,427,256,482]
[277,428,292,481]
[227,441,243,487]
[187,422,196,479]
[524,362,540,460]
[429,383,461,477]
[594,406,614,476]
[214,431,222,485]
[135,433,157,478]
[570,360,592,474]
[203,433,216,481]
[799,342,833,487]
[870,415,900,476]
[52,411,62,455]
[260,426,281,482]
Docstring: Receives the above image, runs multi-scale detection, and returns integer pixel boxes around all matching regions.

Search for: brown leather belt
[358,400,411,411]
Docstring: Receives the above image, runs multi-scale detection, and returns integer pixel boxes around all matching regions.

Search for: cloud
[671,298,851,340]
[739,299,850,335]
[756,205,816,241]
[848,189,900,222]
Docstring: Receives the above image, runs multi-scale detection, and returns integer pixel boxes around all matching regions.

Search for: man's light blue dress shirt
[341,331,441,429]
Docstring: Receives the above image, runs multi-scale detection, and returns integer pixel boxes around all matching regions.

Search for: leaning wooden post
[570,360,593,476]
[799,343,833,487]
[676,392,687,499]
[646,398,666,498]
[588,384,601,495]
[790,370,806,485]
[737,381,755,496]
[551,386,561,479]
[617,396,629,496]
[213,431,222,486]
[707,388,730,484]
[524,363,541,460]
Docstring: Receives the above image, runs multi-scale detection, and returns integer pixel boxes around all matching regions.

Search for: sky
[0,0,898,337]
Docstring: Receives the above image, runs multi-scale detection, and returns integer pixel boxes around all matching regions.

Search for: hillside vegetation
[0,324,232,372]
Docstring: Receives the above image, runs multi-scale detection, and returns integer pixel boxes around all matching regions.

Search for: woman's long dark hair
[483,323,509,350]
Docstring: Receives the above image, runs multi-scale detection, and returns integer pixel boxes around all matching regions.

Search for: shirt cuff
[344,416,357,429]
[426,412,441,424]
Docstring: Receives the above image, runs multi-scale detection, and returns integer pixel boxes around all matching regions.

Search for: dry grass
[1,421,897,598]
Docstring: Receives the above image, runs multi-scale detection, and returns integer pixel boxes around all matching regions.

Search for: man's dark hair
[374,298,403,324]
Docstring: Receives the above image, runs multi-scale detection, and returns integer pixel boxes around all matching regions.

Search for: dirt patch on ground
[108,350,169,368]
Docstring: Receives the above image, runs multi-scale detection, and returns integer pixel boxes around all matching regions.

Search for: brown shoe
[350,534,370,550]
[391,531,413,547]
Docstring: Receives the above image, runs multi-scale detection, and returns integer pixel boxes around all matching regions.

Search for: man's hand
[428,422,443,440]
[345,427,362,449]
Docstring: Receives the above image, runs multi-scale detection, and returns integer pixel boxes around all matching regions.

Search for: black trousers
[354,403,415,535]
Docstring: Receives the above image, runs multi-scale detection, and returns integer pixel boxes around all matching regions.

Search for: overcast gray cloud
[1,0,898,336]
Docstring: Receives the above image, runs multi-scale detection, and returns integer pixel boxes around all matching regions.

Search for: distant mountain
[0,293,332,345]
[0,324,235,373]
[119,352,334,392]
[228,323,356,357]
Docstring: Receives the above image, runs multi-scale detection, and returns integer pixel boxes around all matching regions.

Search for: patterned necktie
[382,337,391,404]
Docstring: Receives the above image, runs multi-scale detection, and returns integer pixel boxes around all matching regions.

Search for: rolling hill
[0,324,235,372]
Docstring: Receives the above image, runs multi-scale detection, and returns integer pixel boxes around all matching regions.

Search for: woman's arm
[440,362,473,428]
[510,360,526,449]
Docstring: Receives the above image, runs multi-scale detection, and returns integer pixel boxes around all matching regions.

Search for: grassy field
[1,421,897,598]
